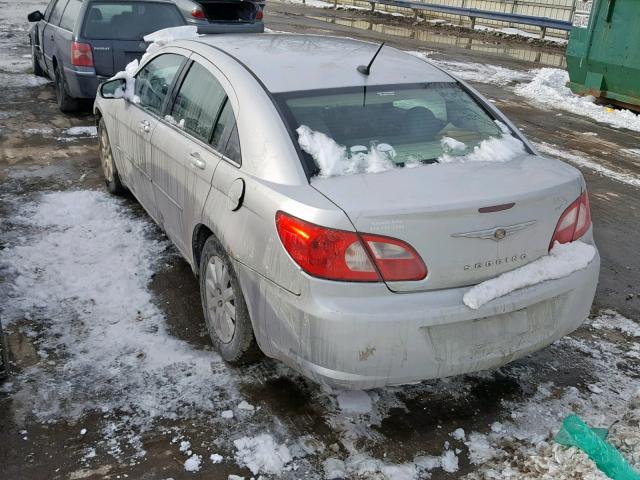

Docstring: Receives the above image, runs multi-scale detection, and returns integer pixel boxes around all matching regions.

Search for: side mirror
[27,11,44,22]
[99,78,126,99]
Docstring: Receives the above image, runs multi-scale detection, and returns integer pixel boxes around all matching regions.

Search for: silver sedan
[94,34,599,389]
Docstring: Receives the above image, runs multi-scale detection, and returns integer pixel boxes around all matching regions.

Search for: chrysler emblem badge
[494,228,507,240]
[451,221,536,242]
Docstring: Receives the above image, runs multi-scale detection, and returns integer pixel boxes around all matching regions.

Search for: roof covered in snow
[190,34,455,93]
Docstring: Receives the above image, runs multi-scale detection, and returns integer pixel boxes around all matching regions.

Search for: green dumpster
[566,0,640,111]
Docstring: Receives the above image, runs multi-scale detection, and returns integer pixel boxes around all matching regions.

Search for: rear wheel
[98,118,125,195]
[199,236,262,364]
[31,43,45,77]
[54,65,80,113]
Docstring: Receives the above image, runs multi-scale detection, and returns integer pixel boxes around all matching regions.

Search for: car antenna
[357,42,385,75]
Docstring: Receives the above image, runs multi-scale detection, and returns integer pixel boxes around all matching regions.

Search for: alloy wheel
[205,256,236,344]
[99,126,114,182]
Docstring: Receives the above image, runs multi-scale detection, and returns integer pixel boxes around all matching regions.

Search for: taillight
[549,191,591,250]
[360,233,427,281]
[191,7,206,18]
[255,9,264,20]
[275,212,427,282]
[71,41,93,67]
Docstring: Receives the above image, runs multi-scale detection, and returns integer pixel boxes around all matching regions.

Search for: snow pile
[210,453,223,464]
[535,142,640,189]
[237,400,255,411]
[1,72,50,88]
[466,395,640,480]
[343,454,418,479]
[464,240,596,309]
[110,26,199,103]
[591,309,640,338]
[607,397,640,469]
[24,127,54,135]
[63,126,97,137]
[336,390,373,414]
[415,449,459,473]
[515,68,640,133]
[408,51,533,86]
[460,306,640,479]
[282,0,333,8]
[465,441,610,479]
[324,458,347,479]
[184,454,202,472]
[297,125,395,177]
[438,128,526,164]
[0,191,234,444]
[233,434,292,475]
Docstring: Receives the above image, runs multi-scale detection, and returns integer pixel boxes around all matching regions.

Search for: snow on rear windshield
[83,2,185,40]
[281,84,527,177]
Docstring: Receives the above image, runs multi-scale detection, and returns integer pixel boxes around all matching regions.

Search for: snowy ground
[1,189,639,478]
[2,1,640,479]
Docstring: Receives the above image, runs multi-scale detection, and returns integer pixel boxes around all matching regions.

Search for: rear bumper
[63,66,107,99]
[191,21,264,34]
[236,250,600,390]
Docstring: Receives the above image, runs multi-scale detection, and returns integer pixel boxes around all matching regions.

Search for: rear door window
[223,124,241,164]
[82,1,185,40]
[59,0,82,31]
[135,53,185,116]
[210,100,236,153]
[170,62,227,143]
[49,0,68,25]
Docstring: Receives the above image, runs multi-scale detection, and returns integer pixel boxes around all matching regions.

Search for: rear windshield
[277,83,525,177]
[82,2,185,40]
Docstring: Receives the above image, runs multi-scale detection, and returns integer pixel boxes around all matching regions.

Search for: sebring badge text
[464,253,527,271]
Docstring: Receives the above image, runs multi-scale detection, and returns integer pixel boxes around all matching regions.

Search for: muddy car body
[94,34,600,389]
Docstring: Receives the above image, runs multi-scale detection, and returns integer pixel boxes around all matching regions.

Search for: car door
[33,0,57,64]
[149,56,231,256]
[118,53,186,222]
[42,0,67,73]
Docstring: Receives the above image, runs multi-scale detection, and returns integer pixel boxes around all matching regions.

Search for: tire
[199,236,262,364]
[54,64,80,113]
[31,43,45,77]
[98,118,126,195]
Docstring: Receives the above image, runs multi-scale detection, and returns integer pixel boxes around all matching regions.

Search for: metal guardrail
[329,0,574,36]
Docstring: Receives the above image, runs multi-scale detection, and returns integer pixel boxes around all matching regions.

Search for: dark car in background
[28,0,188,112]
[175,0,265,33]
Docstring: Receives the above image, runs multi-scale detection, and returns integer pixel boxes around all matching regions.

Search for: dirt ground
[1,1,639,479]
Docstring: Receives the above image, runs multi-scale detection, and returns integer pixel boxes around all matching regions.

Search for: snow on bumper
[235,251,599,390]
[463,240,597,310]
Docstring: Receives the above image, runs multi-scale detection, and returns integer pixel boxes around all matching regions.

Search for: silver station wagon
[95,34,599,389]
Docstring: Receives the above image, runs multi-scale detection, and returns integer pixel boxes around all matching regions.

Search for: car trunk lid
[196,0,258,22]
[311,154,583,292]
[90,39,148,77]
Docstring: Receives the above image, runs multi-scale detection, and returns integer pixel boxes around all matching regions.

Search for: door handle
[190,152,206,170]
[139,120,151,133]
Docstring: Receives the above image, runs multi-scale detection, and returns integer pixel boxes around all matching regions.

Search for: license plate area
[423,297,561,364]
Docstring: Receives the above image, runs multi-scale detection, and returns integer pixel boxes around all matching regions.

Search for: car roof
[190,34,455,93]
